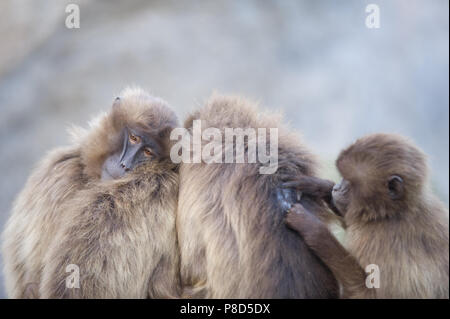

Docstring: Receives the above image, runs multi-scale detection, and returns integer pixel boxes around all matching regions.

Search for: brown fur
[2,88,181,298]
[177,94,339,298]
[287,133,449,298]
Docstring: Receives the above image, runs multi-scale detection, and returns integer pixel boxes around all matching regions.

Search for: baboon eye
[129,133,141,144]
[143,148,153,157]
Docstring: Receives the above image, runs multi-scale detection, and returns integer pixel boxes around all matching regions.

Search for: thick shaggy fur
[339,134,449,298]
[288,133,449,298]
[177,95,338,298]
[2,88,180,298]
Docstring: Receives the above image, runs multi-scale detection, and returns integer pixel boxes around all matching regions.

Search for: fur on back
[177,94,338,298]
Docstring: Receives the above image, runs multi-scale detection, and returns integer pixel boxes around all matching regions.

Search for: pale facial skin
[101,127,163,180]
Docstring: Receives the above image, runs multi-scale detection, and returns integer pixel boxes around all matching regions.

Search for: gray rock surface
[0,0,448,298]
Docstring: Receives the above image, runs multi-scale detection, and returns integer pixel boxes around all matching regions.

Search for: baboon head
[333,133,428,221]
[79,88,178,180]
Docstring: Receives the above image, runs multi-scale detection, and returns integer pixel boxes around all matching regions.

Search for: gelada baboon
[284,133,449,298]
[2,88,181,298]
[176,94,339,298]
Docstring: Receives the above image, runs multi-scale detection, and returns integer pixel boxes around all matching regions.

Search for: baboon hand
[285,204,327,240]
[281,175,334,199]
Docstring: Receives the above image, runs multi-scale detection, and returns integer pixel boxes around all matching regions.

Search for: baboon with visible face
[285,133,449,298]
[2,88,181,298]
[176,95,339,298]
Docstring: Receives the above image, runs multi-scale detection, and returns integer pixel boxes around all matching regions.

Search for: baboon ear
[388,175,404,200]
[112,97,121,109]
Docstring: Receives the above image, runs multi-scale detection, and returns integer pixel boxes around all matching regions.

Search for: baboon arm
[41,181,180,299]
[282,176,341,215]
[147,255,182,299]
[40,195,135,298]
[285,204,367,298]
[40,224,106,298]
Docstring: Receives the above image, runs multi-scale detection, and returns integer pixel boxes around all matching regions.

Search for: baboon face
[101,126,169,181]
[97,94,176,181]
[331,178,351,215]
[332,174,405,216]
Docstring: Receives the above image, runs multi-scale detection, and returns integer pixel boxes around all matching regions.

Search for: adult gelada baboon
[285,133,449,298]
[2,88,181,298]
[176,94,339,298]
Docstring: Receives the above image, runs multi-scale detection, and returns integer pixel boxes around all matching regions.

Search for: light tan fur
[339,134,449,298]
[286,133,449,299]
[2,88,181,298]
[177,94,338,298]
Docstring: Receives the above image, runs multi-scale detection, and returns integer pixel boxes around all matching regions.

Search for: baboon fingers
[281,177,334,198]
[285,204,327,236]
[281,181,303,188]
[289,203,307,214]
[285,207,308,231]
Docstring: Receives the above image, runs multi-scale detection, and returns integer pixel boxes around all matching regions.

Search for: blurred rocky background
[0,0,448,298]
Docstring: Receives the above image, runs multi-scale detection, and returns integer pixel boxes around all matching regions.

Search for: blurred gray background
[0,0,448,298]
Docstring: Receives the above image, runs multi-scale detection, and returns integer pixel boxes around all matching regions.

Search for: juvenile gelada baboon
[176,94,339,298]
[2,88,181,298]
[284,133,449,298]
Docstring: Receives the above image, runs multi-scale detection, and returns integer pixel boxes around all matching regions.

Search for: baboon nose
[120,162,130,172]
